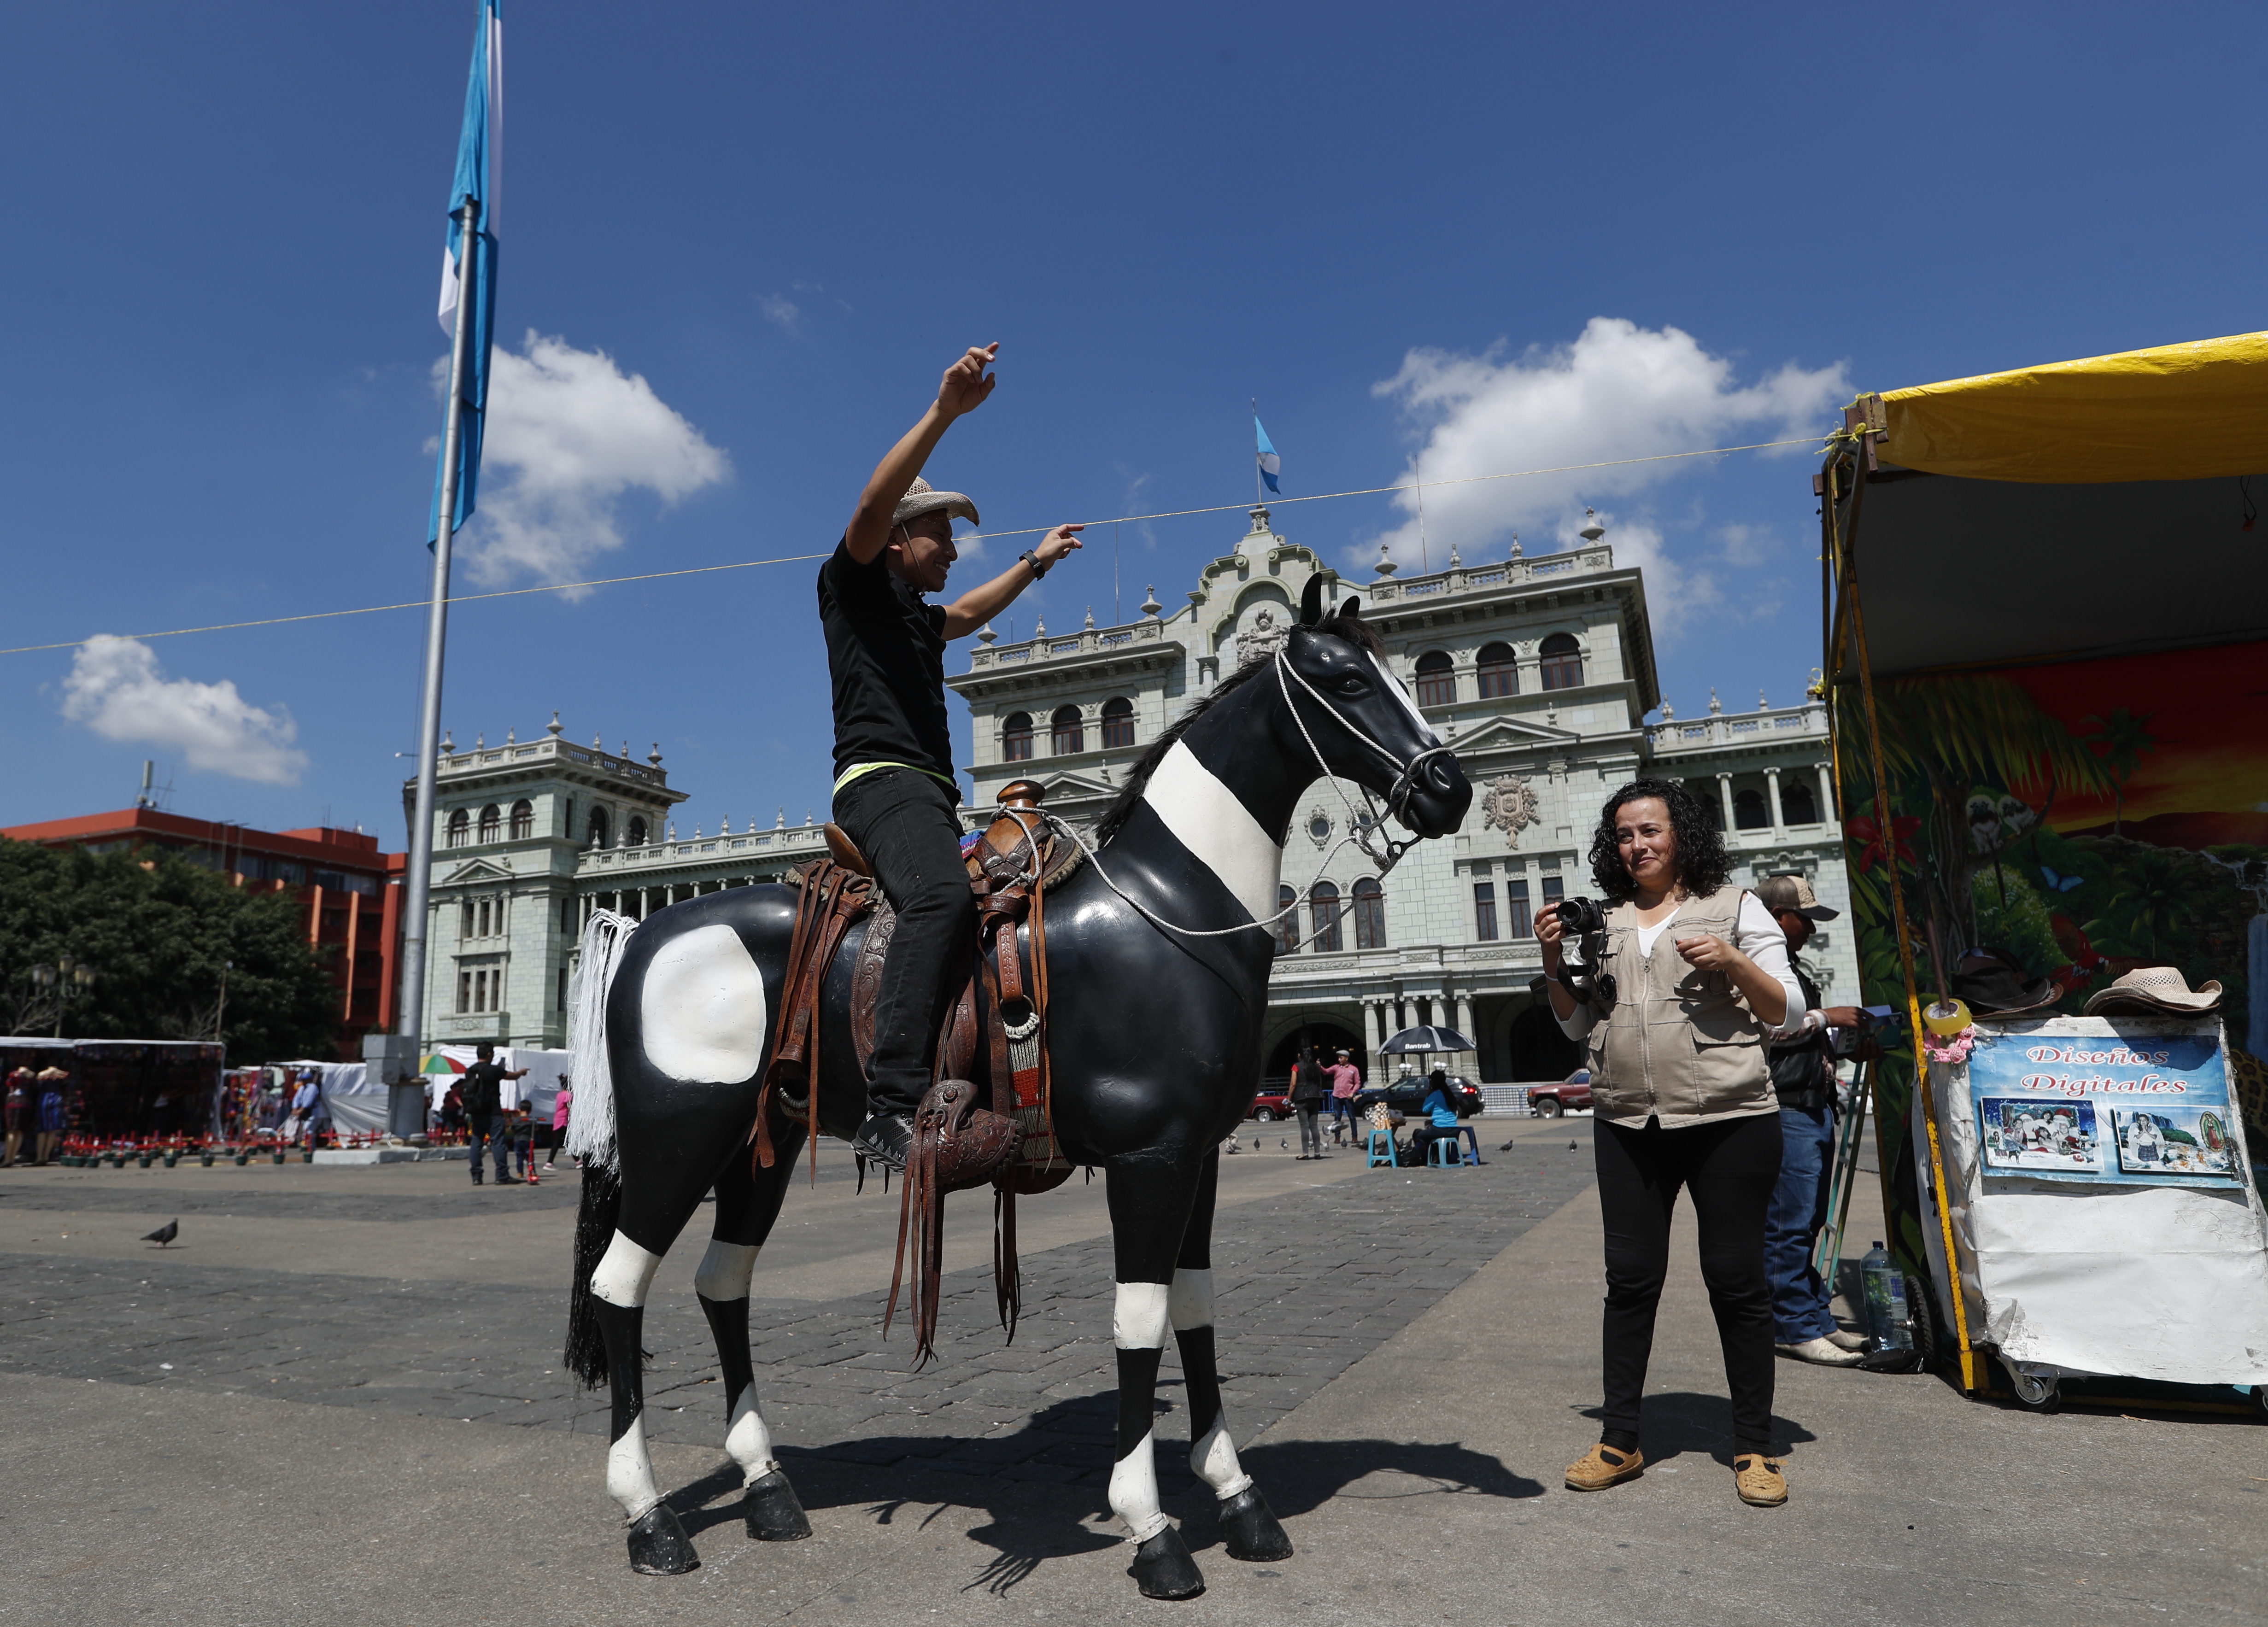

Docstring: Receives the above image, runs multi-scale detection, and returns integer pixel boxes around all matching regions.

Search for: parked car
[1246,1087,1294,1122]
[1351,1073,1483,1120]
[1526,1068,1593,1118]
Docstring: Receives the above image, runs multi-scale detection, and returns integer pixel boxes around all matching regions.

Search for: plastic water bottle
[1862,1241,1912,1351]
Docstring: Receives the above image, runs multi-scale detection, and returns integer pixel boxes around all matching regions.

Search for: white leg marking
[723,1383,779,1487]
[1139,740,1285,926]
[639,922,770,1083]
[606,1411,662,1522]
[591,1231,662,1309]
[693,1239,761,1302]
[1166,1268,1214,1332]
[1191,1417,1254,1502]
[1113,1281,1171,1349]
[1108,1427,1170,1544]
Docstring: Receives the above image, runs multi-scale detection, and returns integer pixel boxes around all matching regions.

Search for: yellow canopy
[1879,329,2268,483]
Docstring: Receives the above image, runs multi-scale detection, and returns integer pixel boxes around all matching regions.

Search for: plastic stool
[1365,1127,1397,1168]
[1427,1135,1461,1167]
[1454,1125,1482,1165]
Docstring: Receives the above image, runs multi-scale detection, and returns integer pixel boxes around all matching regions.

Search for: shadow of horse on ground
[662,1387,1543,1595]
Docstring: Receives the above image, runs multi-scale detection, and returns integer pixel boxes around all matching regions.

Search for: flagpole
[385,197,480,1137]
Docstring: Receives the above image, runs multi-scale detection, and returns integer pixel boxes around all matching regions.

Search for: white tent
[424,1045,572,1121]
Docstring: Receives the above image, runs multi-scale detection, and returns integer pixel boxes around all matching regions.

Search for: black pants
[832,768,977,1118]
[1594,1113,1782,1455]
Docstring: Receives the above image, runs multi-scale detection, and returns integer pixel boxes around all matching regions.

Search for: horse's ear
[1338,595,1362,620]
[1299,573,1325,626]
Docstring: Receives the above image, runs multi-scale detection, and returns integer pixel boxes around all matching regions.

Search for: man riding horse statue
[559,345,1472,1600]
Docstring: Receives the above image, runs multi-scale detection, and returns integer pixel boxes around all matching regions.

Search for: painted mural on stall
[1836,639,2268,1271]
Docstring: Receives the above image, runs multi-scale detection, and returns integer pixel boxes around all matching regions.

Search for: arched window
[587,807,609,849]
[1353,878,1387,950]
[1050,705,1084,755]
[1689,781,1723,830]
[1780,780,1818,825]
[508,799,533,840]
[1734,788,1769,830]
[477,804,501,843]
[627,815,649,848]
[1002,712,1034,762]
[1414,650,1456,708]
[1539,633,1584,691]
[1101,696,1136,749]
[1273,884,1301,956]
[1309,881,1343,953]
[1477,641,1518,699]
[446,808,469,849]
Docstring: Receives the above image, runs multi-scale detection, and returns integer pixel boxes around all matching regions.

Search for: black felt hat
[1949,946,2060,1018]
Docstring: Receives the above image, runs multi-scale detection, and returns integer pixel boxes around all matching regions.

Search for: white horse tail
[564,909,635,1171]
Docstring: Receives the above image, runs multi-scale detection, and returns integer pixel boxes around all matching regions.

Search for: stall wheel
[2009,1367,2061,1413]
[1904,1274,1941,1375]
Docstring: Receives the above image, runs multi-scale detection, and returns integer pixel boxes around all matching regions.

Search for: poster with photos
[1967,1019,2244,1187]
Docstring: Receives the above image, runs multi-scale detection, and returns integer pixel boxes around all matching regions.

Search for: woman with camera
[1537,777,1805,1508]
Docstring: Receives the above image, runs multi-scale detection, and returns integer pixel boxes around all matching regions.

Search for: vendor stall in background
[1819,330,2268,1413]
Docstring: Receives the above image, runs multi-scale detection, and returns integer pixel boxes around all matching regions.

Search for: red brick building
[0,809,404,1059]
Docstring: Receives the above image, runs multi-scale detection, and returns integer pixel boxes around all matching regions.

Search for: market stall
[1818,330,2268,1410]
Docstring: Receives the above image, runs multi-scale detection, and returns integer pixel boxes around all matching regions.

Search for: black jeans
[832,768,977,1118]
[466,1114,510,1182]
[1594,1112,1782,1454]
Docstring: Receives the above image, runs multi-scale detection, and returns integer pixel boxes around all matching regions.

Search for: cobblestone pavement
[0,1129,1598,1499]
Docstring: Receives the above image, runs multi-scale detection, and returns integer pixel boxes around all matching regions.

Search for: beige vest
[1584,884,1776,1128]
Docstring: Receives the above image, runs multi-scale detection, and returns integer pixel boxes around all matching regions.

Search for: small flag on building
[1254,415,1283,495]
[429,0,503,546]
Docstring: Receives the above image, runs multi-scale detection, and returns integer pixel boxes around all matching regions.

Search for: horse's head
[1278,574,1472,841]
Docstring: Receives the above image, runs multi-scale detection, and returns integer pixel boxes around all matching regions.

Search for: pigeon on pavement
[142,1219,179,1247]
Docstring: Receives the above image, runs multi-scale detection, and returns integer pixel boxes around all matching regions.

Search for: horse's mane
[1092,606,1384,846]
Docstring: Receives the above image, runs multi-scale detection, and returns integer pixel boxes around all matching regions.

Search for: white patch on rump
[1139,740,1284,925]
[639,922,768,1083]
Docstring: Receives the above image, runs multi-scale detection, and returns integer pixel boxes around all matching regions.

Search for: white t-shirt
[1555,894,1806,1041]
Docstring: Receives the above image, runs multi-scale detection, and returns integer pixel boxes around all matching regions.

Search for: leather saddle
[756,779,1079,1363]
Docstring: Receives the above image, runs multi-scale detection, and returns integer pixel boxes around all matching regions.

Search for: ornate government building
[407,508,1854,1089]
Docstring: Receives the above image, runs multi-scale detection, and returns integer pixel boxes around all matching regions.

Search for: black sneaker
[850,1111,914,1172]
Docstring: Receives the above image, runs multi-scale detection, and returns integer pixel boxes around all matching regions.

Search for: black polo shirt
[817,538,955,788]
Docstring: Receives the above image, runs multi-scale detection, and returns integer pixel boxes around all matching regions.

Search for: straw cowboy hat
[2083,966,2223,1016]
[892,476,979,529]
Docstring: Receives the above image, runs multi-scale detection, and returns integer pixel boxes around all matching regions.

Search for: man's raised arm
[844,344,999,565]
[941,524,1084,638]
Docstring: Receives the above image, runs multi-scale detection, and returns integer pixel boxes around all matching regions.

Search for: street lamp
[30,954,96,1039]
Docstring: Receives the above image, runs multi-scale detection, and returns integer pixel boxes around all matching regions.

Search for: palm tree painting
[2078,708,2157,837]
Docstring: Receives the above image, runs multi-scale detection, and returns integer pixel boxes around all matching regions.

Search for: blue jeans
[1765,1104,1837,1341]
[467,1116,510,1182]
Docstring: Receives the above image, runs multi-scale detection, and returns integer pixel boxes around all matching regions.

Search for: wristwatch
[1019,549,1050,579]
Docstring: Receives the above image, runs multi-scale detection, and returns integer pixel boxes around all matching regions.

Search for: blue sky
[3,2,2262,842]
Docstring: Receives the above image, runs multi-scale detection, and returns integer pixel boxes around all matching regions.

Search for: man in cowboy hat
[1754,872,1879,1367]
[824,344,1083,1171]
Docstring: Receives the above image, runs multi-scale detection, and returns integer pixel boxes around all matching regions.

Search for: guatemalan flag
[1254,416,1283,495]
[428,0,503,545]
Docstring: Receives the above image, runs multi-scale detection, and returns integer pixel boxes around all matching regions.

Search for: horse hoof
[1217,1485,1294,1562]
[1127,1525,1205,1600]
[743,1469,813,1541]
[626,1504,700,1574]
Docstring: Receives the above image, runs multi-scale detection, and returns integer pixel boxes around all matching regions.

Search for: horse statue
[560,574,1471,1599]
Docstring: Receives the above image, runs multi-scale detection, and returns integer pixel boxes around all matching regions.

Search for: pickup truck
[1525,1068,1593,1118]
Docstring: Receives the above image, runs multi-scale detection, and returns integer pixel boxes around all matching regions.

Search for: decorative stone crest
[1480,774,1540,846]
[1235,606,1289,667]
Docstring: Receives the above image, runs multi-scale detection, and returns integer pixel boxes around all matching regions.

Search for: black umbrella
[1377,1025,1476,1055]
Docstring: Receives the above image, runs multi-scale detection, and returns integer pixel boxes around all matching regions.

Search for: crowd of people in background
[3,1066,72,1166]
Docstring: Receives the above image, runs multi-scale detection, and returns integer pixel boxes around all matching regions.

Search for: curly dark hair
[1586,776,1732,903]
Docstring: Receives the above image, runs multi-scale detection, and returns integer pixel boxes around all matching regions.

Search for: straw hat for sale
[2082,966,2223,1016]
[35,1065,69,1080]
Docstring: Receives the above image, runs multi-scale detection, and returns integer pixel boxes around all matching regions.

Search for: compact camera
[1553,895,1617,1010]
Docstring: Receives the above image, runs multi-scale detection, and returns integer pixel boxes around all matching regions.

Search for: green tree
[2078,708,2157,837]
[0,839,340,1063]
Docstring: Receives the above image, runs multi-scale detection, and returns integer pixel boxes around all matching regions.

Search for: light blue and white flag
[429,0,503,545]
[1254,415,1282,495]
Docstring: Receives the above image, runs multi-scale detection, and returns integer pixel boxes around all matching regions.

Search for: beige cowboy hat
[892,476,979,529]
[35,1065,69,1080]
[2083,966,2223,1016]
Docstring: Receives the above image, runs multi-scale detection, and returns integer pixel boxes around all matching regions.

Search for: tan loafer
[1565,1443,1645,1491]
[1733,1453,1787,1506]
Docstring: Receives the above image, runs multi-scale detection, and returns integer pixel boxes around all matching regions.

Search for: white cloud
[60,637,308,784]
[1367,318,1846,628]
[447,331,730,588]
[755,292,802,334]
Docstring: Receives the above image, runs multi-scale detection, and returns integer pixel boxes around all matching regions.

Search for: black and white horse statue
[561,574,1470,1599]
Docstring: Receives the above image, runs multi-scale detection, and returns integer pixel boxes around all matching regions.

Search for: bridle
[1272,648,1459,876]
